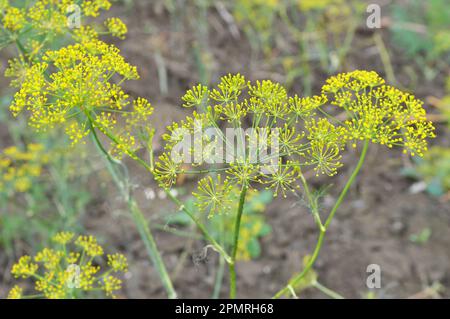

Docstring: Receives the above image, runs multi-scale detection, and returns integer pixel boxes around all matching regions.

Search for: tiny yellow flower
[75,235,104,257]
[7,285,23,299]
[52,232,75,245]
[3,7,26,31]
[11,256,39,278]
[105,17,128,39]
[8,233,127,299]
[107,254,128,272]
[101,275,122,298]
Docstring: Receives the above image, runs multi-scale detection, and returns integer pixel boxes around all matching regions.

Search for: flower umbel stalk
[85,110,232,265]
[273,139,370,299]
[229,185,248,299]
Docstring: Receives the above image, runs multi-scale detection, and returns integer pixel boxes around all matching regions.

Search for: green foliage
[0,135,92,255]
[438,77,450,127]
[391,0,450,61]
[409,228,432,245]
[406,146,450,197]
[232,0,279,54]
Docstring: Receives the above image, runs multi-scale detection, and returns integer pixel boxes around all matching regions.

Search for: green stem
[165,190,232,264]
[312,281,344,299]
[299,173,324,231]
[324,140,369,229]
[212,220,226,299]
[229,185,248,299]
[212,254,225,298]
[88,119,177,299]
[273,140,369,299]
[373,32,398,87]
[128,200,177,299]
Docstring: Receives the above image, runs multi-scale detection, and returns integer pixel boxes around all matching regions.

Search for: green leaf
[409,228,432,245]
[247,238,261,258]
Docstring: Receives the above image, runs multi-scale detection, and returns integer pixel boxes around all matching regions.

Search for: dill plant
[155,71,435,298]
[1,1,436,299]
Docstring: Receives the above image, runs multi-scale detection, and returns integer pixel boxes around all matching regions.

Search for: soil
[1,0,450,299]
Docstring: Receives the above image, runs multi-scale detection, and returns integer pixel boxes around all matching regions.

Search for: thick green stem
[229,263,237,299]
[229,185,248,299]
[273,140,369,299]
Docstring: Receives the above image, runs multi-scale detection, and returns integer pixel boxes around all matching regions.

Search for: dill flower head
[105,17,128,39]
[3,6,26,31]
[193,175,233,218]
[82,0,112,17]
[155,73,343,214]
[0,143,49,195]
[156,71,435,217]
[7,232,128,299]
[322,70,436,156]
[1,0,127,64]
[233,0,280,53]
[1,0,112,34]
[7,285,23,299]
[9,39,153,156]
[295,0,363,38]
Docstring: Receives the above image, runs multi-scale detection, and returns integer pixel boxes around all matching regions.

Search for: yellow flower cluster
[236,214,265,261]
[297,0,343,12]
[156,73,332,199]
[193,175,233,218]
[9,39,153,155]
[7,232,128,299]
[0,143,49,194]
[105,17,128,39]
[75,235,104,257]
[322,70,436,156]
[1,0,127,63]
[7,285,23,299]
[3,6,26,31]
[156,71,434,217]
[295,0,362,35]
[82,0,111,17]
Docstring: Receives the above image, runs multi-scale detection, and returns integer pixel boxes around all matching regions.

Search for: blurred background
[0,0,449,298]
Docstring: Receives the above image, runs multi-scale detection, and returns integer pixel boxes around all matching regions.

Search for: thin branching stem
[85,111,231,263]
[273,140,369,299]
